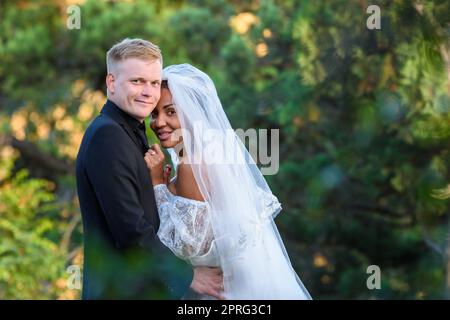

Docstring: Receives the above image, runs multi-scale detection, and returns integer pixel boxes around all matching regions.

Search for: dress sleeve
[154,184,214,260]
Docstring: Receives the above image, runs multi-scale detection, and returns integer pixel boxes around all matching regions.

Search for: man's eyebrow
[130,77,160,82]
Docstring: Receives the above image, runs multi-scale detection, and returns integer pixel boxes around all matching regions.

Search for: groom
[76,38,223,299]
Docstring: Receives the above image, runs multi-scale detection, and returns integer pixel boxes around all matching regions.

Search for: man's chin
[130,108,152,121]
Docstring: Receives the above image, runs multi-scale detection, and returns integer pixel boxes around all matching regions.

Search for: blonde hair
[106,38,162,73]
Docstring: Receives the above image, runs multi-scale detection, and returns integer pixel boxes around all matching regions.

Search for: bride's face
[150,87,182,148]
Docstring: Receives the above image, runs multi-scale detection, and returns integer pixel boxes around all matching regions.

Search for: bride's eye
[167,109,176,116]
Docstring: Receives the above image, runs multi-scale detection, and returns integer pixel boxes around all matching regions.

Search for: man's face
[106,58,162,122]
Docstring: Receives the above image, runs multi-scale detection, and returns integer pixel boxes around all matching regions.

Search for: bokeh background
[0,0,449,299]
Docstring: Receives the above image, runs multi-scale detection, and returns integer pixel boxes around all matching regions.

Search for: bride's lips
[157,130,172,141]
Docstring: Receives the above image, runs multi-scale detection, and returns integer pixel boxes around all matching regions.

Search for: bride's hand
[144,144,170,185]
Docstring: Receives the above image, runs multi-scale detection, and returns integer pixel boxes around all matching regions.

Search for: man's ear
[106,73,115,94]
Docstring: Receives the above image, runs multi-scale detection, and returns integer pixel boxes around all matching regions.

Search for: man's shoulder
[81,114,133,155]
[86,114,127,139]
[88,113,120,131]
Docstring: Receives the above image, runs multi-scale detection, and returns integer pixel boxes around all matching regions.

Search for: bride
[144,64,311,300]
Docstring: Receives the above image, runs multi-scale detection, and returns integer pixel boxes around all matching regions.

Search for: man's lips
[135,99,152,105]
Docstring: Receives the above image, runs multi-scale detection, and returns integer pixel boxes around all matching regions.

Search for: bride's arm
[153,184,212,259]
[175,162,205,202]
[145,153,213,258]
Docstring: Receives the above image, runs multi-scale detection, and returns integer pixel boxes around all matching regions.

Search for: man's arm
[85,124,155,249]
[84,124,196,298]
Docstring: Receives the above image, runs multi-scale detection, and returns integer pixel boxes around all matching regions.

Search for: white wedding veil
[162,64,311,299]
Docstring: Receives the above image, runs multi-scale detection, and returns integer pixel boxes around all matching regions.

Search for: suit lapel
[100,101,143,153]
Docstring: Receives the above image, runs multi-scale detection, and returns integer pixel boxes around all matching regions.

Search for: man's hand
[190,266,225,300]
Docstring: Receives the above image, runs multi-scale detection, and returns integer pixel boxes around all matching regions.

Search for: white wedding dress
[154,182,219,300]
[154,182,220,268]
[154,63,311,300]
[154,179,304,300]
[155,180,283,266]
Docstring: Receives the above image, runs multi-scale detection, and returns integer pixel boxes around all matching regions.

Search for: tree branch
[421,228,444,259]
[341,204,414,228]
[60,213,81,255]
[0,135,74,175]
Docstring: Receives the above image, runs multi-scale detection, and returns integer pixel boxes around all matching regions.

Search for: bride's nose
[155,114,166,127]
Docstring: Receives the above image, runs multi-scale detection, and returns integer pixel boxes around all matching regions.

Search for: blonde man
[76,38,223,299]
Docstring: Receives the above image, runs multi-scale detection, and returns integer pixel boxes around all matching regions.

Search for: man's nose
[141,82,153,97]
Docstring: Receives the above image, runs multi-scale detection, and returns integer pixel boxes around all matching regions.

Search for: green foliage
[0,165,65,299]
[0,0,449,299]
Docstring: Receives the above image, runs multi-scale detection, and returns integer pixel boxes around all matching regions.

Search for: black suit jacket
[76,100,192,299]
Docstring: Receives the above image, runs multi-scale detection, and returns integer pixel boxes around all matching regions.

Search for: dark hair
[161,80,169,89]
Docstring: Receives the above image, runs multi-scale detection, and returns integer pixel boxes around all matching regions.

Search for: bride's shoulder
[175,163,205,202]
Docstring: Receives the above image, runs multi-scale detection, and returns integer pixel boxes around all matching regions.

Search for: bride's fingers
[151,143,164,157]
[144,157,159,169]
[144,153,155,163]
[163,165,171,185]
[146,149,164,165]
[145,150,162,164]
[144,151,154,160]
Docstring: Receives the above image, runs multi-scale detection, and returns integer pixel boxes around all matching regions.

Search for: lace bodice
[154,184,219,267]
[154,181,283,268]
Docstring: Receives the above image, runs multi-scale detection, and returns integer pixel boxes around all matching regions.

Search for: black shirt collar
[102,99,146,132]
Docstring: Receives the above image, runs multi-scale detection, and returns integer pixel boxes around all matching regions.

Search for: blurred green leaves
[0,0,449,299]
